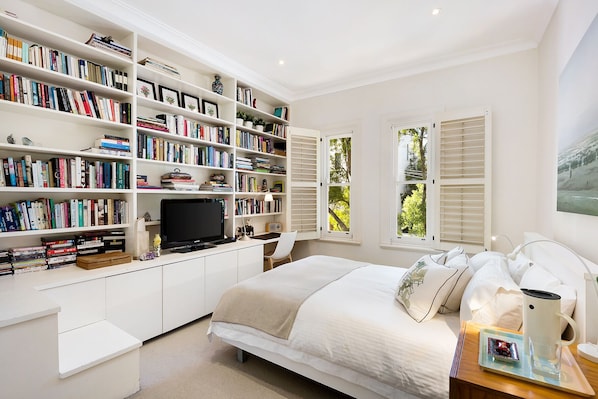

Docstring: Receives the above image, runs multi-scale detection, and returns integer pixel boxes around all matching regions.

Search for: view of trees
[327,136,351,232]
[397,127,428,238]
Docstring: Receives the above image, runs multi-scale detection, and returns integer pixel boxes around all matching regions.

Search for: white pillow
[519,264,576,334]
[469,251,504,272]
[460,257,522,330]
[396,255,459,322]
[438,253,474,314]
[431,246,465,265]
[508,252,533,284]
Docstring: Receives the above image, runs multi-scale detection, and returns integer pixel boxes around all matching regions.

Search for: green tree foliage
[328,137,351,232]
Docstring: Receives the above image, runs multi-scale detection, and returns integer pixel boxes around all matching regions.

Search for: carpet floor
[126,315,351,398]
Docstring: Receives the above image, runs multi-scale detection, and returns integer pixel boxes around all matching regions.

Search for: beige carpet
[126,316,351,398]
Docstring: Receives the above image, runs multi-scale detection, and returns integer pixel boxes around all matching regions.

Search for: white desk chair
[264,231,297,270]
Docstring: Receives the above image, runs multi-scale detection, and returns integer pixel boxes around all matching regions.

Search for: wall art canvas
[557,14,598,216]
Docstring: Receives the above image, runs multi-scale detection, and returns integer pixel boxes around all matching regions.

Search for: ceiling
[37,0,560,101]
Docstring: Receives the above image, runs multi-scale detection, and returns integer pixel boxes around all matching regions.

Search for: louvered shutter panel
[287,128,320,240]
[436,109,491,252]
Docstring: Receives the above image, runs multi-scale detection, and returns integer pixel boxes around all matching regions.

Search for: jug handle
[558,312,578,346]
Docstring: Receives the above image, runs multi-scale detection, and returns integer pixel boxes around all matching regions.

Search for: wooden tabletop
[450,321,598,398]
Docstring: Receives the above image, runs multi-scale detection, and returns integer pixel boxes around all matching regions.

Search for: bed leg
[236,348,248,363]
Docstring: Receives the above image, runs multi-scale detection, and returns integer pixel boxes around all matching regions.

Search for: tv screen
[160,198,224,251]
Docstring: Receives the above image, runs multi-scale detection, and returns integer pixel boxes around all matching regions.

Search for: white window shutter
[287,127,321,240]
[435,108,491,252]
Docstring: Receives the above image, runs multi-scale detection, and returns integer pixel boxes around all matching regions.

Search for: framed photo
[136,78,156,100]
[158,85,180,107]
[181,92,200,113]
[202,99,219,118]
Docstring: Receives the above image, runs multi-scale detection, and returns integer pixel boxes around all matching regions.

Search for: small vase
[244,121,253,129]
[256,124,264,132]
[236,118,244,125]
[212,74,224,95]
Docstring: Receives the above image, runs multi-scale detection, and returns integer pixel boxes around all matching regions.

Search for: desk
[450,322,598,398]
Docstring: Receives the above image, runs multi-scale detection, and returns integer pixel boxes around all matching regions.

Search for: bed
[207,233,598,399]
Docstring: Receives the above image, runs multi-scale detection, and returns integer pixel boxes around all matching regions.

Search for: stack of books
[136,174,160,189]
[138,57,180,78]
[161,177,198,191]
[85,33,132,58]
[94,134,131,152]
[0,249,11,276]
[75,232,105,256]
[10,245,47,274]
[270,164,287,175]
[252,157,271,173]
[137,115,169,132]
[42,236,77,269]
[103,230,125,253]
[235,156,253,171]
[200,181,233,192]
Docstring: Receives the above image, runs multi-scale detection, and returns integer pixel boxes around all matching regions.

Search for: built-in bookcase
[0,6,290,250]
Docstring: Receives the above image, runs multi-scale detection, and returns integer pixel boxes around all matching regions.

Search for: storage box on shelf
[0,13,135,251]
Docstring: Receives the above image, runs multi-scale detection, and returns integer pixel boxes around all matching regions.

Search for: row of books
[155,113,231,144]
[0,230,126,274]
[0,198,129,232]
[264,122,288,139]
[137,132,232,169]
[138,57,180,78]
[0,27,129,90]
[273,106,289,121]
[235,197,282,216]
[0,72,132,124]
[237,87,254,106]
[0,156,130,190]
[235,173,265,193]
[236,129,276,155]
[85,33,132,58]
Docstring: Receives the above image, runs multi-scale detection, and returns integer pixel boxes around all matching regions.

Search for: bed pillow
[508,252,533,284]
[460,256,522,330]
[431,246,465,265]
[395,254,460,322]
[519,263,576,334]
[469,251,504,272]
[438,253,474,314]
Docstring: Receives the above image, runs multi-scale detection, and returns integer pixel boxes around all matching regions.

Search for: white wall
[291,50,539,266]
[537,0,598,262]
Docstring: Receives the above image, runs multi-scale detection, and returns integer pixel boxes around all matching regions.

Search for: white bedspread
[209,257,461,399]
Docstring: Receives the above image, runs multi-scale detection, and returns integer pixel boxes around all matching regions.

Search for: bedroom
[1,0,598,398]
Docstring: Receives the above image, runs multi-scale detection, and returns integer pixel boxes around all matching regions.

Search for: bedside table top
[450,321,598,399]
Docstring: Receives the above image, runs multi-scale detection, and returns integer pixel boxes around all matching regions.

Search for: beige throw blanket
[211,255,368,339]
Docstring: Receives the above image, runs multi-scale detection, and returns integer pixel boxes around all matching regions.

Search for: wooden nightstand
[450,321,598,398]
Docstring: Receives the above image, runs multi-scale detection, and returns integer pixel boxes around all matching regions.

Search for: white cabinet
[41,278,106,334]
[204,251,238,313]
[238,245,263,282]
[106,266,162,341]
[162,258,206,333]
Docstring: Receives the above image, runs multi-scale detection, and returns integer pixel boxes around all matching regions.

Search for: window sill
[317,237,362,245]
[379,242,440,255]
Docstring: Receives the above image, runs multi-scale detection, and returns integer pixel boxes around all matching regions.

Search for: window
[394,124,432,246]
[384,108,491,253]
[322,133,352,239]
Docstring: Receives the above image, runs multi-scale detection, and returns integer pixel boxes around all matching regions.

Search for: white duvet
[209,258,461,399]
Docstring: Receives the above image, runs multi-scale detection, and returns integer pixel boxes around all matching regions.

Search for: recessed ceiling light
[432,8,441,16]
[278,59,285,65]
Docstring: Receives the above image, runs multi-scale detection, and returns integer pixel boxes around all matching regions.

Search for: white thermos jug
[522,288,577,377]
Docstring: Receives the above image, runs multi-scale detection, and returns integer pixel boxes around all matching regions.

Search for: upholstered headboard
[523,232,598,344]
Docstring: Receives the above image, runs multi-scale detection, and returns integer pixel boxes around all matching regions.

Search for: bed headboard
[523,232,598,344]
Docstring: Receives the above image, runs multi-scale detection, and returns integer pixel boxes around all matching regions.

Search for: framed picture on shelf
[136,78,156,100]
[202,100,219,118]
[181,93,200,113]
[159,85,180,107]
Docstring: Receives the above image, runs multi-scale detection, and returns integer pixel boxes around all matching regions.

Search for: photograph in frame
[159,85,180,107]
[136,78,156,100]
[182,93,200,113]
[202,100,219,118]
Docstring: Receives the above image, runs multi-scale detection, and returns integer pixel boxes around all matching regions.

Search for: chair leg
[268,258,274,270]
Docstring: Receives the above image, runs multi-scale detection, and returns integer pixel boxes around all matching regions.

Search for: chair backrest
[270,231,297,260]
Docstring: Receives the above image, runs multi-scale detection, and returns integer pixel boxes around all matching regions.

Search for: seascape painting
[557,14,598,216]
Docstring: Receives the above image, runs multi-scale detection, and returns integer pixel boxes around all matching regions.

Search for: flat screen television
[160,198,224,252]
